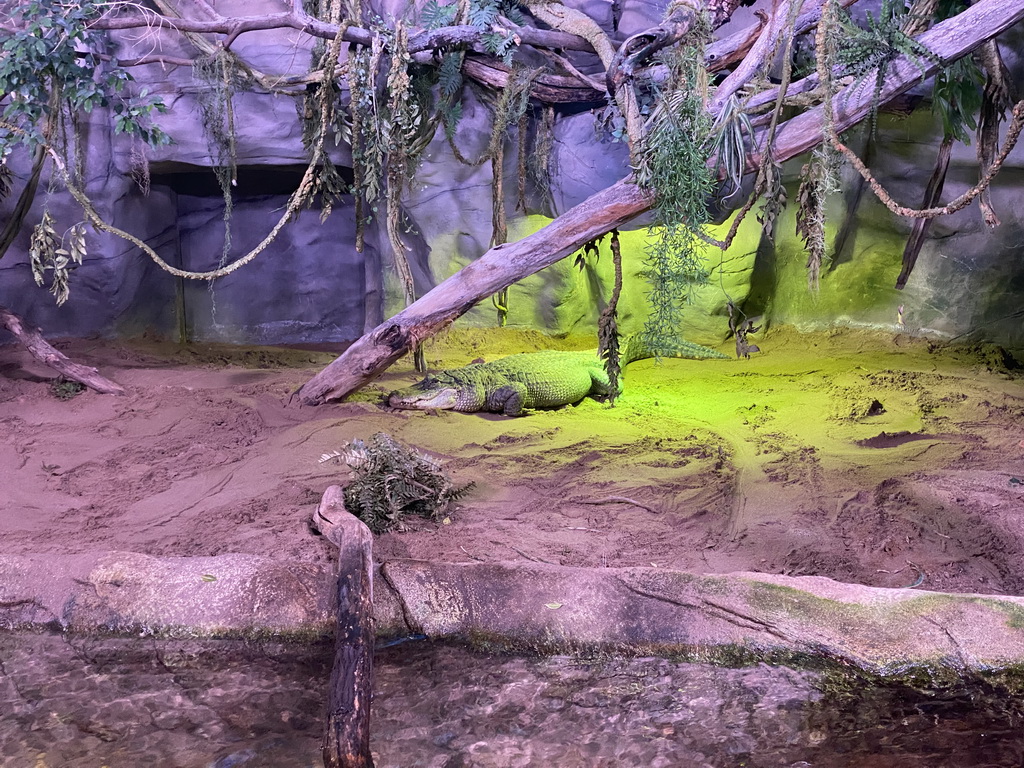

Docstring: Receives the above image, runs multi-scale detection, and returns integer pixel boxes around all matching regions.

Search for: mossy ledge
[5,552,1024,686]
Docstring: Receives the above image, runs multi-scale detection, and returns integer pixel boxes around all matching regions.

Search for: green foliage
[299,35,350,222]
[422,0,458,28]
[49,376,86,400]
[468,0,525,31]
[932,57,984,144]
[438,53,465,100]
[633,31,715,356]
[929,0,982,145]
[831,0,941,135]
[348,44,386,210]
[0,0,169,156]
[708,94,756,203]
[320,433,472,534]
[482,31,519,64]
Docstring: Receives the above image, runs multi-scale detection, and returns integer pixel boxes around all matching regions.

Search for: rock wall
[1,0,1023,350]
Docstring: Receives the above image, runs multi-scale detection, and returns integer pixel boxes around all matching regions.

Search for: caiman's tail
[618,333,729,365]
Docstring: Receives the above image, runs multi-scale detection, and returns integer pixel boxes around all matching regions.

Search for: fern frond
[422,0,458,29]
[832,0,941,135]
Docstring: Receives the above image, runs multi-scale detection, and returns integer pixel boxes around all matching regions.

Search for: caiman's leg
[487,383,530,416]
[588,366,621,399]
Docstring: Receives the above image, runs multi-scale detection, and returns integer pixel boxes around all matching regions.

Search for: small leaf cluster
[321,432,472,534]
[0,0,169,158]
[422,0,458,29]
[932,56,983,145]
[423,0,524,61]
[29,212,87,306]
[49,376,86,400]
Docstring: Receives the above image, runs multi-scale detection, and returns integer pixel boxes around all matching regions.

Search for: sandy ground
[2,325,1024,596]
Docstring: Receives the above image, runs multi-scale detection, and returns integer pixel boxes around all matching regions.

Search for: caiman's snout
[386,383,460,410]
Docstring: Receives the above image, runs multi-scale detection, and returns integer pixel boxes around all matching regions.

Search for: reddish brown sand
[2,326,1023,596]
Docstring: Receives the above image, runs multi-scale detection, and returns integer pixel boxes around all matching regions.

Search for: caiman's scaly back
[388,334,728,416]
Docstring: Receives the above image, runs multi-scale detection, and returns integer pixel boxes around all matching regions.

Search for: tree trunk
[0,305,125,395]
[0,143,46,262]
[313,485,375,768]
[295,0,1024,405]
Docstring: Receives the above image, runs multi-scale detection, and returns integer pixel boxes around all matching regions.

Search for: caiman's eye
[414,377,437,389]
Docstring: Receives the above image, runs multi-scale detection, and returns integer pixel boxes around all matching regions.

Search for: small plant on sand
[319,432,471,534]
[49,376,85,400]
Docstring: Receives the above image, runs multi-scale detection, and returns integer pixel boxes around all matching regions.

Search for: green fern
[438,53,465,99]
[482,31,518,64]
[832,0,941,135]
[422,0,458,28]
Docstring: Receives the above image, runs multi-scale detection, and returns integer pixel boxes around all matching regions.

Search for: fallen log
[295,0,1024,405]
[0,305,125,395]
[313,485,376,768]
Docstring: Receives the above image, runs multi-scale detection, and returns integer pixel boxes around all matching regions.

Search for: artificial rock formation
[0,0,1023,349]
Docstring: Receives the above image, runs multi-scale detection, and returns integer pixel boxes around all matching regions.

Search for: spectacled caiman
[387,336,729,416]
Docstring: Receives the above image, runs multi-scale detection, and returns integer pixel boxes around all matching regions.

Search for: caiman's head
[387,375,460,410]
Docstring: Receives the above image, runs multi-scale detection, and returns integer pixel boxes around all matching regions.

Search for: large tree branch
[294,0,1024,406]
[766,0,1024,163]
[0,306,125,395]
[92,0,854,105]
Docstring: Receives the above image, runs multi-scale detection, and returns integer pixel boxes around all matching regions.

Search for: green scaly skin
[387,336,729,416]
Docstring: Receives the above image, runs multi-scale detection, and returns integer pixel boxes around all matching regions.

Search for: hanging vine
[193,49,241,269]
[348,35,386,252]
[384,22,419,314]
[598,229,624,402]
[486,66,541,325]
[796,148,839,291]
[300,0,350,223]
[632,14,715,356]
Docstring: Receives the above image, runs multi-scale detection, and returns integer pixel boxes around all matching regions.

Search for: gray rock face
[176,191,368,344]
[1,0,1023,349]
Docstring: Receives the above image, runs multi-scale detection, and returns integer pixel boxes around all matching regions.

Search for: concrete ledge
[380,560,1024,673]
[3,552,1024,674]
[0,552,335,638]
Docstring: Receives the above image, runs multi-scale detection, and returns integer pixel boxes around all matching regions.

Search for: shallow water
[1,632,1021,767]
